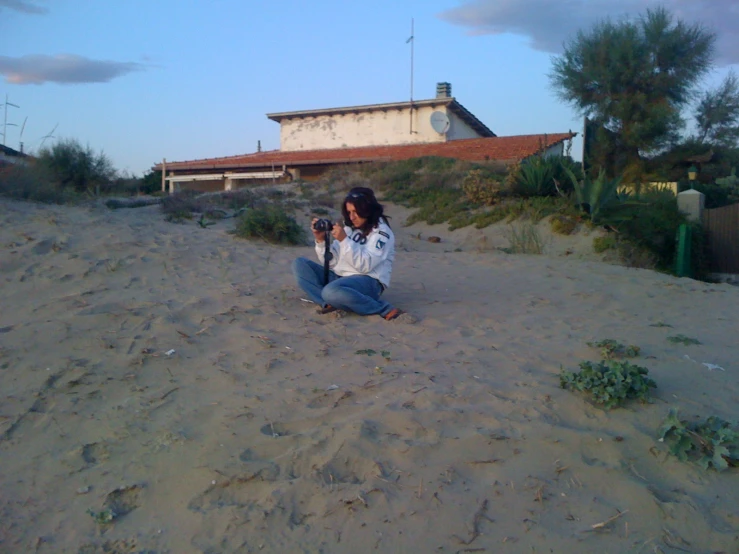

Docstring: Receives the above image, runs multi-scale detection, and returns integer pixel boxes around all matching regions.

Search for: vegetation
[550,7,715,179]
[659,408,739,471]
[233,204,306,245]
[667,334,702,346]
[36,138,116,194]
[503,222,546,254]
[560,359,656,409]
[587,339,640,360]
[694,72,739,148]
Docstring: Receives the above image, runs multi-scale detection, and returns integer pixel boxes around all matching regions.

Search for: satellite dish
[430,111,450,134]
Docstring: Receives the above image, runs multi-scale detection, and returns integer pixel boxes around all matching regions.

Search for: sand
[0,196,737,554]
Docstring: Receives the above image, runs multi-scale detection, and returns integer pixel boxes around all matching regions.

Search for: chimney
[436,82,452,98]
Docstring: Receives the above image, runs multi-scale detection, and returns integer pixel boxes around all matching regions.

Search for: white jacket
[314,221,395,288]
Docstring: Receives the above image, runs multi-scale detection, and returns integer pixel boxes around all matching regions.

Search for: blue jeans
[292,257,393,317]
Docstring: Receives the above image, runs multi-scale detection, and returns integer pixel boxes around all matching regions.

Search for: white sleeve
[338,227,393,273]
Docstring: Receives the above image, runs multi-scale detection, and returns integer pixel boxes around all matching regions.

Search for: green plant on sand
[587,339,641,359]
[560,359,656,409]
[233,204,306,245]
[659,408,739,471]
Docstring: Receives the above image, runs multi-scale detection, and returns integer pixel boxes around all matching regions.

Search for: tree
[37,138,116,193]
[694,71,739,147]
[550,7,715,178]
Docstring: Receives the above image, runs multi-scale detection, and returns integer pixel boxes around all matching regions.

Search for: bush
[462,168,504,205]
[593,235,617,253]
[659,408,739,471]
[560,359,657,409]
[506,155,581,198]
[234,205,306,245]
[614,189,688,270]
[550,214,579,235]
[504,221,546,254]
[0,164,78,204]
[36,138,116,193]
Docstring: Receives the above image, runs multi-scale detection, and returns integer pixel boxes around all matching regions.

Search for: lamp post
[687,165,698,188]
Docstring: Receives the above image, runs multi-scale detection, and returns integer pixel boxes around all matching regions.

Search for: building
[154,83,575,192]
[0,144,31,167]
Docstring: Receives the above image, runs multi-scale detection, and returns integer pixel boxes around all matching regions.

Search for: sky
[1,0,738,176]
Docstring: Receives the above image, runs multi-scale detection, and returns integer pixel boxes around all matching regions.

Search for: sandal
[383,308,402,321]
[317,304,338,315]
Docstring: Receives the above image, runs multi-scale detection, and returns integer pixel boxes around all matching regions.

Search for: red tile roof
[153,133,576,172]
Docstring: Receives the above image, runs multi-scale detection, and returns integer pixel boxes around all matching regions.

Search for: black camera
[313,219,334,232]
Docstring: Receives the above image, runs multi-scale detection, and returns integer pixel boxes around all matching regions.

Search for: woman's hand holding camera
[331,224,347,241]
[311,218,345,242]
[311,218,326,242]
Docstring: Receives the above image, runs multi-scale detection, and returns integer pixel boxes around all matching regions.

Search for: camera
[313,218,334,232]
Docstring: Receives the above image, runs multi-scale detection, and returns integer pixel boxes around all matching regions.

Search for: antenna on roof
[406,18,415,134]
[2,94,20,147]
[39,123,58,149]
[19,116,27,153]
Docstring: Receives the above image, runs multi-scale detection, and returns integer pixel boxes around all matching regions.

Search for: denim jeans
[292,257,392,317]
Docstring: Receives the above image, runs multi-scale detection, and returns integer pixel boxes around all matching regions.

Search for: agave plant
[563,167,642,225]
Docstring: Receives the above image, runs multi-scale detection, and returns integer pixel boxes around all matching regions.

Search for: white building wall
[279,105,481,151]
[446,112,480,140]
[543,143,565,157]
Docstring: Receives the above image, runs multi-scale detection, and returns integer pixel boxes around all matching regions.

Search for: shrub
[234,205,306,245]
[0,164,77,204]
[160,190,200,221]
[503,222,546,254]
[506,155,581,198]
[614,189,689,270]
[36,138,116,193]
[659,408,739,471]
[593,235,617,253]
[550,214,579,235]
[506,157,556,198]
[560,359,656,409]
[587,339,640,359]
[462,168,504,205]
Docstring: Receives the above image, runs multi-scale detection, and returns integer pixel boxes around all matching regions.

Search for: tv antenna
[2,94,20,147]
[406,18,415,134]
[39,123,58,149]
[19,116,28,153]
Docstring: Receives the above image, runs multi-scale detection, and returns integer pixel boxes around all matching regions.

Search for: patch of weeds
[550,214,578,235]
[105,197,161,209]
[234,205,306,245]
[87,508,116,525]
[560,360,656,409]
[197,214,215,228]
[587,339,640,359]
[659,408,739,471]
[355,349,377,356]
[593,235,617,253]
[312,206,330,216]
[667,334,701,346]
[649,322,672,328]
[503,222,545,254]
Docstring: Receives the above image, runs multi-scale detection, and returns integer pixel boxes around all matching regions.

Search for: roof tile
[154,133,576,171]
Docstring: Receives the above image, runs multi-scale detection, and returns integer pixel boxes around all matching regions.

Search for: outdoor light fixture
[688,165,698,182]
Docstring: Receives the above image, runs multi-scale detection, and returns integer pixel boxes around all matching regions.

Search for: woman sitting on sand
[292,187,402,320]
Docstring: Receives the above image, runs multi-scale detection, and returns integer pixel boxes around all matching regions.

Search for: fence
[702,203,739,274]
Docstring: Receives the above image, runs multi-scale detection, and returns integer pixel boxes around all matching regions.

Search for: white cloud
[0,54,145,85]
[0,0,47,14]
[438,0,739,65]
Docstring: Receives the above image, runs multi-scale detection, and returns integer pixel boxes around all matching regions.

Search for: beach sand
[0,196,737,554]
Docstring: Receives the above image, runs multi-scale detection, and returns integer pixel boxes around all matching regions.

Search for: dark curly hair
[341,187,390,235]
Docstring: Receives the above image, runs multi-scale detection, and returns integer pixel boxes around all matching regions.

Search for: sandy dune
[0,197,737,554]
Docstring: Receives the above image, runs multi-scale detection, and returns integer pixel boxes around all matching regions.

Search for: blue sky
[1,0,737,176]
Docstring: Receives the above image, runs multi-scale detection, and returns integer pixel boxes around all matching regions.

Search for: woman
[292,187,401,320]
